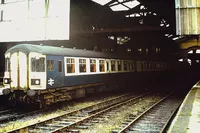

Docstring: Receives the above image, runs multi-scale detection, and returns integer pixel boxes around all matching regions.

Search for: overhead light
[160,23,164,27]
[166,24,170,27]
[123,0,140,9]
[188,50,193,54]
[92,26,95,30]
[109,2,118,6]
[110,4,129,11]
[91,0,112,6]
[108,36,115,40]
[179,58,191,64]
[140,5,145,9]
[196,50,200,54]
[135,13,141,17]
[178,59,183,62]
[172,37,179,40]
[127,48,131,52]
[118,0,123,2]
[168,34,173,38]
[130,13,140,17]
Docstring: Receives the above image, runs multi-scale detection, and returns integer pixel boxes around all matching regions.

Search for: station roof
[71,0,175,35]
[6,44,135,59]
[68,0,178,53]
[2,0,179,55]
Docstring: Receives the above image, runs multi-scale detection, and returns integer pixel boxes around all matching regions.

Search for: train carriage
[2,44,168,107]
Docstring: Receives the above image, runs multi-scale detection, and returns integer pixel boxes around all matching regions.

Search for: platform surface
[168,81,200,133]
[0,86,5,95]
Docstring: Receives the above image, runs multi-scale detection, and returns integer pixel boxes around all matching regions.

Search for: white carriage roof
[6,44,132,59]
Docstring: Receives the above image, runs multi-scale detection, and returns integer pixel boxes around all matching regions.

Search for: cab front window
[31,57,45,72]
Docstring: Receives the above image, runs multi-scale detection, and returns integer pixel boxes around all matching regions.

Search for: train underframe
[6,82,119,108]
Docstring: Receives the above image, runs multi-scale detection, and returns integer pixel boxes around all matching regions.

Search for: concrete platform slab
[168,82,200,133]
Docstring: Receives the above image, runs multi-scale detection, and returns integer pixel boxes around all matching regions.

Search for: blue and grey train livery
[3,44,168,107]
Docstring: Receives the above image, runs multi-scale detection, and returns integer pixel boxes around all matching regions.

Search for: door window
[58,60,62,72]
[47,60,54,71]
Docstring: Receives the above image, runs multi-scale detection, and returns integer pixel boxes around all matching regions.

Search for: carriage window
[66,58,75,73]
[141,62,144,71]
[99,60,105,72]
[127,62,130,71]
[90,59,96,72]
[47,60,54,71]
[123,61,128,71]
[147,62,150,70]
[153,63,156,70]
[161,63,166,70]
[117,61,122,71]
[136,61,142,72]
[111,60,116,71]
[143,62,146,71]
[5,58,10,72]
[131,61,134,71]
[31,57,45,72]
[58,60,62,72]
[150,63,153,70]
[79,59,86,73]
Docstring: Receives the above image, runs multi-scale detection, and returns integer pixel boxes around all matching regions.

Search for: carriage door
[47,56,64,88]
[10,52,27,89]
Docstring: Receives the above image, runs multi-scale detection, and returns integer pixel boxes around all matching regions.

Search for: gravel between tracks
[81,94,163,133]
[0,92,126,133]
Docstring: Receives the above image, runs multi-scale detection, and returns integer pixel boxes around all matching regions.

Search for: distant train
[2,44,176,107]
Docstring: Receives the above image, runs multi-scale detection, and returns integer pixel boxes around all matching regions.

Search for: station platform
[168,81,200,133]
[0,86,5,95]
[0,74,3,95]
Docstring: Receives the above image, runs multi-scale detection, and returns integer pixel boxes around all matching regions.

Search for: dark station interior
[1,0,200,132]
[0,0,199,89]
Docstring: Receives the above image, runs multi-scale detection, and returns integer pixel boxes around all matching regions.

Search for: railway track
[6,92,149,133]
[0,92,131,125]
[0,108,50,124]
[112,92,182,133]
[0,109,16,122]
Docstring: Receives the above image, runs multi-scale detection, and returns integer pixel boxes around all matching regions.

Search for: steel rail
[1,93,132,124]
[6,92,143,133]
[50,93,149,133]
[116,92,177,133]
[0,109,13,115]
[159,100,182,133]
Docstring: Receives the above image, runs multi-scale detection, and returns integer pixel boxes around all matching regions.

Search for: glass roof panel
[109,1,118,6]
[91,0,112,6]
[110,4,129,11]
[196,50,200,54]
[123,0,140,8]
[118,0,123,2]
[188,50,193,54]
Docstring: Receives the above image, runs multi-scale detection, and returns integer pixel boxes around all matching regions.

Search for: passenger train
[2,44,176,107]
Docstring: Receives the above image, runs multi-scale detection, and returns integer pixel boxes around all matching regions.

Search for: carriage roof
[6,44,132,59]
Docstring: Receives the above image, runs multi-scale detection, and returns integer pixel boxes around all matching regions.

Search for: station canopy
[91,0,140,11]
